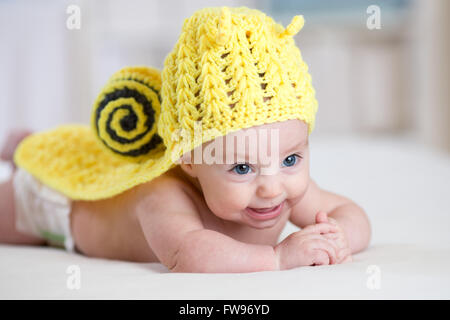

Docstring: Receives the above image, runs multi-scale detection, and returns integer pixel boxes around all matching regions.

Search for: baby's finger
[327,217,338,226]
[326,233,347,248]
[311,250,330,266]
[337,247,352,263]
[315,211,328,224]
[321,232,340,241]
[298,233,340,255]
[293,233,336,251]
[341,254,353,264]
[305,239,338,265]
[301,222,338,235]
[338,237,350,249]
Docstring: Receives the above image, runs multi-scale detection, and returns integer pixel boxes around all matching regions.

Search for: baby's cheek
[220,188,249,209]
[212,186,249,213]
[287,175,309,199]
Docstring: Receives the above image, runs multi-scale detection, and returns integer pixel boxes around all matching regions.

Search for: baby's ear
[179,159,196,178]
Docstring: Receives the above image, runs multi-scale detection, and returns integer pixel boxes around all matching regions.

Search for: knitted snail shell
[91,66,165,162]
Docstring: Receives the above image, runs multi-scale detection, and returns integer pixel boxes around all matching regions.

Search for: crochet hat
[13,6,318,200]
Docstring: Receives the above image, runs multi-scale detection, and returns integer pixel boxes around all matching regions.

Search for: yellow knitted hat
[13,6,318,200]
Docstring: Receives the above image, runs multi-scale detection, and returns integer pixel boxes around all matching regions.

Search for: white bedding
[1,133,449,299]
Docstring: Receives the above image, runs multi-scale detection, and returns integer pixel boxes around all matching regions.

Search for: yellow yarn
[14,67,172,200]
[279,15,305,38]
[91,66,165,163]
[216,7,232,45]
[159,6,318,159]
[13,6,318,201]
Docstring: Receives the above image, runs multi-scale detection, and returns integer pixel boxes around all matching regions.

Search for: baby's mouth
[245,201,284,221]
[247,203,282,213]
[249,206,278,213]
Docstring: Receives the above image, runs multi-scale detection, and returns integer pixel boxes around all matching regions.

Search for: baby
[0,7,370,273]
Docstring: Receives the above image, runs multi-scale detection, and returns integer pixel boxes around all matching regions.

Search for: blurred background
[1,1,449,298]
[0,0,449,153]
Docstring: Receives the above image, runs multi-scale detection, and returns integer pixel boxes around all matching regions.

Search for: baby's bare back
[70,165,288,263]
[70,179,159,262]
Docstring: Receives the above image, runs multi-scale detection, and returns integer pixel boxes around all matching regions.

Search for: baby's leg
[0,176,46,245]
[0,129,45,245]
[0,128,33,170]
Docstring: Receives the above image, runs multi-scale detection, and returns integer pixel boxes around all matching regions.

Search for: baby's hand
[274,222,339,270]
[315,211,352,263]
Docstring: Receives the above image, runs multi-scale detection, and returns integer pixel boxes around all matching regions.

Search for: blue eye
[232,164,252,175]
[283,154,300,167]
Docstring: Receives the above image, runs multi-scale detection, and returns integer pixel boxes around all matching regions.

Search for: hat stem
[216,7,232,45]
[279,15,304,39]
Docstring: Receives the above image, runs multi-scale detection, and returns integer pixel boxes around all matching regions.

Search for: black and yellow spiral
[91,66,164,162]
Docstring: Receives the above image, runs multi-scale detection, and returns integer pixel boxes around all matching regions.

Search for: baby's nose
[256,175,283,199]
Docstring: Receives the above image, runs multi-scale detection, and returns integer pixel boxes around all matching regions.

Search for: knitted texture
[91,66,165,162]
[13,6,318,200]
[14,67,175,200]
[159,6,318,157]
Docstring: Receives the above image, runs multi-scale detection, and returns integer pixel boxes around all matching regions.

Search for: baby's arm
[136,178,278,273]
[172,229,278,273]
[289,179,371,255]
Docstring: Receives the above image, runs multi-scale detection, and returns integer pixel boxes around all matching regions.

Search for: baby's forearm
[171,229,278,273]
[328,202,371,254]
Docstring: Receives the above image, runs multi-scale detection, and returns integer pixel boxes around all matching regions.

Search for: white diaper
[12,167,75,252]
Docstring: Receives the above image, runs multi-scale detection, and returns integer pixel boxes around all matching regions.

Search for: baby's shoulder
[136,172,188,205]
[134,168,201,222]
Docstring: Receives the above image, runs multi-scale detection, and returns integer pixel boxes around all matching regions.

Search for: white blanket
[1,134,449,299]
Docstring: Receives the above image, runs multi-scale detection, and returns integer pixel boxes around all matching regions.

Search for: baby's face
[180,119,310,229]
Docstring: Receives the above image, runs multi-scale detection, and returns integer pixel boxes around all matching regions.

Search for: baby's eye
[282,154,301,167]
[231,164,252,175]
